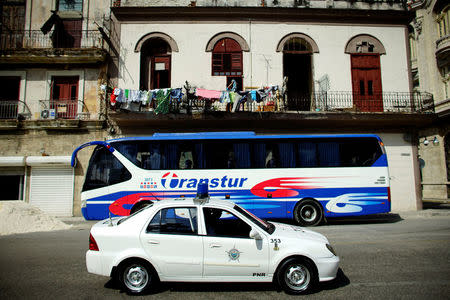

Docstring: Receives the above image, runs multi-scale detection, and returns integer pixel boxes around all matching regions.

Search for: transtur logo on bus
[161,172,248,189]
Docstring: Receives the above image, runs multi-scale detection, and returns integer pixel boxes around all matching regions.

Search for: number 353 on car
[86,195,339,295]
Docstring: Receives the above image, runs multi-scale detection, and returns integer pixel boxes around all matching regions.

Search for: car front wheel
[118,260,157,294]
[277,258,317,294]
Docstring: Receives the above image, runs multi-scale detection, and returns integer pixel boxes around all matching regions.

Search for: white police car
[86,185,339,295]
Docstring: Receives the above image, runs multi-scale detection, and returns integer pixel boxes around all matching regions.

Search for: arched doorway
[140,38,171,90]
[277,33,319,111]
[211,38,243,91]
[206,32,250,91]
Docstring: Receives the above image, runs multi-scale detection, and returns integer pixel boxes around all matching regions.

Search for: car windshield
[117,203,154,225]
[234,205,275,234]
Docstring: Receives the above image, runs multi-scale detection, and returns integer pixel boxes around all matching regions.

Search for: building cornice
[111,6,413,25]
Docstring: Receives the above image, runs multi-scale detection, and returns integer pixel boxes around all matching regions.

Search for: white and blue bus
[71,132,390,226]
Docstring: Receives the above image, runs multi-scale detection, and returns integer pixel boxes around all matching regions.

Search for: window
[57,0,83,11]
[436,7,450,38]
[147,207,197,235]
[203,207,251,238]
[211,38,242,76]
[111,138,382,170]
[82,146,132,192]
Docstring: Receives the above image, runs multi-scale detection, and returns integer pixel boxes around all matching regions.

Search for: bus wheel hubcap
[300,205,317,222]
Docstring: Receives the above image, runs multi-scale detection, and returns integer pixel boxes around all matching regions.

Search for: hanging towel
[196,88,222,99]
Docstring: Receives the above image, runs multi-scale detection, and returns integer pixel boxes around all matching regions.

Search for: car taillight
[89,233,99,251]
[387,187,391,202]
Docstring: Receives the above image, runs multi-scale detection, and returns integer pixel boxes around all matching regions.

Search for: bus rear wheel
[130,202,152,215]
[294,199,323,226]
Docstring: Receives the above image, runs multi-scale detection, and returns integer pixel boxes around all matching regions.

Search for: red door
[51,76,78,118]
[151,56,171,89]
[351,54,383,112]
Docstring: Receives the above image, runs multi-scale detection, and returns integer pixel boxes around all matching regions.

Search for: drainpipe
[249,20,252,87]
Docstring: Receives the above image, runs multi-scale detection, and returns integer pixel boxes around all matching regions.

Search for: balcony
[436,34,450,68]
[109,91,435,129]
[38,99,90,120]
[0,30,108,65]
[0,99,102,130]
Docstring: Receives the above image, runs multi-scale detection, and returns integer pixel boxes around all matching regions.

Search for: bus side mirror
[249,228,262,240]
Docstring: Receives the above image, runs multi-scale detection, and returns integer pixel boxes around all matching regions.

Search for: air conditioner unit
[40,109,56,120]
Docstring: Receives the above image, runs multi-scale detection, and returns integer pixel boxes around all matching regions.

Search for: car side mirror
[249,228,262,240]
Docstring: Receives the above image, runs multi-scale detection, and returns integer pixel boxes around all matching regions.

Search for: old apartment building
[0,0,441,217]
[408,0,450,202]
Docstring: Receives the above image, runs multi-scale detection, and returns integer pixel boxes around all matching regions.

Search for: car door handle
[209,243,222,248]
[147,240,160,245]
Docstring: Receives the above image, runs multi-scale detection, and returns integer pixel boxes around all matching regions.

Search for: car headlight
[326,244,337,256]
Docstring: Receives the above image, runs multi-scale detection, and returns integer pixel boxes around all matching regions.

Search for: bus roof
[107,132,382,142]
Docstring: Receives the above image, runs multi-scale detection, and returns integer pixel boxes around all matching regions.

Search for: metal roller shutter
[29,167,74,216]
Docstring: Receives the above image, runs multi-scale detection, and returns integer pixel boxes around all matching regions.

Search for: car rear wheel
[277,258,317,294]
[294,199,323,226]
[118,260,157,294]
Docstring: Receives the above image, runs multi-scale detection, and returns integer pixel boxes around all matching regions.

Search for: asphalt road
[0,214,449,299]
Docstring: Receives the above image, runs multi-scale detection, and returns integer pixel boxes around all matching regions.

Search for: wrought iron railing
[0,30,103,50]
[115,91,433,115]
[39,99,90,120]
[186,91,434,114]
[291,91,435,113]
[0,100,32,120]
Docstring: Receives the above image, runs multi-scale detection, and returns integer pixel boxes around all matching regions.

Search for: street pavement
[0,209,449,299]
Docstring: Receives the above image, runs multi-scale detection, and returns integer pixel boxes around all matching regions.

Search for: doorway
[283,53,312,111]
[51,76,79,118]
[351,54,383,112]
[140,38,171,90]
[0,76,20,119]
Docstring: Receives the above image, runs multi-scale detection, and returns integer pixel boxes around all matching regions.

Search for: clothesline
[100,83,283,113]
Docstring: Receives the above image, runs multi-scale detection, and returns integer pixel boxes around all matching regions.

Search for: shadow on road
[104,268,350,295]
[270,213,403,227]
[319,268,350,291]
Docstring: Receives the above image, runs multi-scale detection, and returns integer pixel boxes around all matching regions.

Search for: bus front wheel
[294,199,323,226]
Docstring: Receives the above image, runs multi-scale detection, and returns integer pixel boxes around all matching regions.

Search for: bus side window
[82,146,131,192]
[318,142,341,167]
[179,151,194,169]
[265,144,279,168]
[297,142,318,167]
[278,143,296,168]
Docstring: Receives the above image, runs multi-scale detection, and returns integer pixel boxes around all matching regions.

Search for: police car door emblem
[226,246,243,261]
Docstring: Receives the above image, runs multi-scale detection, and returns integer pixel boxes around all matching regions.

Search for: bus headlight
[81,199,87,208]
[326,244,337,256]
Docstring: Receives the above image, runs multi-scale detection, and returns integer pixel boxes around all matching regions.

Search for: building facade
[408,0,450,201]
[0,0,437,216]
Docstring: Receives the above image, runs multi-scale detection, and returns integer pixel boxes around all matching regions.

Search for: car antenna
[108,211,113,226]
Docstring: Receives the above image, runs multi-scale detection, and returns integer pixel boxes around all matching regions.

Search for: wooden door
[151,55,171,89]
[351,54,383,112]
[51,76,78,118]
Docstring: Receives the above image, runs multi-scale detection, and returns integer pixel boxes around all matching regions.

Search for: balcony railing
[0,30,103,50]
[124,91,433,115]
[0,100,32,120]
[39,99,90,120]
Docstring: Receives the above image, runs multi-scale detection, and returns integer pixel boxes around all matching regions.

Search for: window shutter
[231,53,242,71]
